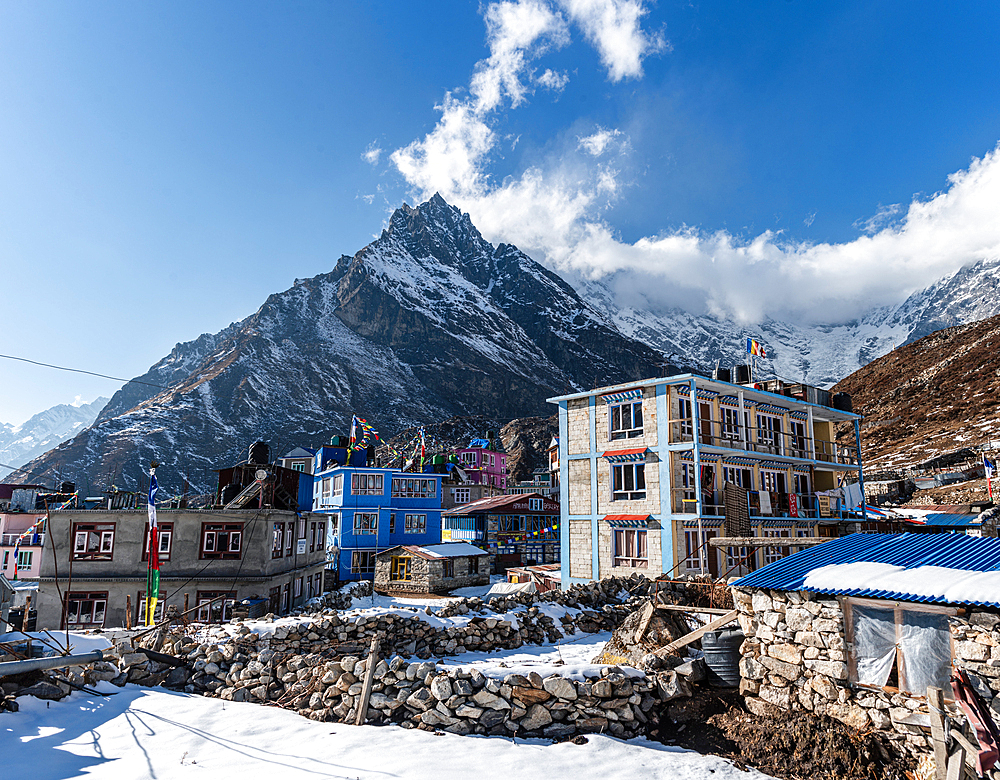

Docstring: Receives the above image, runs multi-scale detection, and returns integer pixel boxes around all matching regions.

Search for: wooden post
[927,686,949,780]
[183,593,189,625]
[354,633,380,726]
[126,595,133,630]
[21,593,31,632]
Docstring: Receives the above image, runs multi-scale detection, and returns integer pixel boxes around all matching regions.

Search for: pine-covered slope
[16,196,668,495]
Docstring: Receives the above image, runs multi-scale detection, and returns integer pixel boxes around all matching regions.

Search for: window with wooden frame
[294,577,303,598]
[65,591,108,628]
[611,463,646,501]
[442,559,454,578]
[843,597,955,697]
[272,522,284,558]
[142,522,173,562]
[306,574,314,598]
[404,514,426,534]
[137,591,166,625]
[470,556,480,574]
[280,582,289,613]
[613,528,648,568]
[609,399,643,440]
[351,473,384,496]
[353,512,378,535]
[72,522,116,561]
[201,522,243,559]
[351,550,376,573]
[390,556,412,581]
[285,522,293,556]
[196,591,236,623]
[268,586,280,614]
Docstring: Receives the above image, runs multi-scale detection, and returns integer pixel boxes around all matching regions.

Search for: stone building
[731,532,1000,759]
[374,542,489,595]
[35,507,328,629]
[547,374,863,589]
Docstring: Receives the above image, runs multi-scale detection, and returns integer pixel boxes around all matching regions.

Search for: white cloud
[362,143,383,166]
[578,127,622,156]
[555,0,666,81]
[853,202,903,235]
[538,68,570,91]
[803,211,816,227]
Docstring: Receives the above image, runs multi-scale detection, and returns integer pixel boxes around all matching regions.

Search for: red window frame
[142,522,174,562]
[201,522,244,560]
[72,523,116,561]
[65,591,108,628]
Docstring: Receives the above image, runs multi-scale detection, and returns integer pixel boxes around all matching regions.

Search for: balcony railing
[667,418,858,466]
[671,488,845,519]
[1,533,45,547]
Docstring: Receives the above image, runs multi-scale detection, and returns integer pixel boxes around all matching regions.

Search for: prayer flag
[746,337,767,358]
[146,469,159,626]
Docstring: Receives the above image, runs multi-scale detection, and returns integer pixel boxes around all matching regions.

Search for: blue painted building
[312,459,444,583]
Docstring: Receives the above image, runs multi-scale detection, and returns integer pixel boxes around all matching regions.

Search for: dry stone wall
[733,586,1000,758]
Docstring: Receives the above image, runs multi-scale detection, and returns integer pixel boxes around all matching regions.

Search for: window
[720,407,742,442]
[612,463,646,500]
[389,513,396,534]
[404,514,426,534]
[272,522,284,558]
[332,474,343,497]
[681,463,697,509]
[613,529,648,568]
[756,414,782,452]
[285,522,293,556]
[351,551,376,574]
[137,591,165,625]
[201,523,243,559]
[65,591,107,628]
[322,478,331,498]
[760,470,786,494]
[280,583,289,613]
[789,420,808,456]
[328,513,339,535]
[195,592,236,623]
[528,497,543,511]
[1,550,7,570]
[268,587,280,613]
[442,559,454,578]
[470,556,480,575]
[306,574,314,598]
[294,577,303,598]
[460,452,477,466]
[722,466,752,490]
[678,397,694,437]
[291,462,305,472]
[353,513,378,535]
[72,523,115,560]
[310,521,322,552]
[142,523,173,562]
[453,488,471,504]
[498,515,525,533]
[793,473,810,497]
[845,599,955,696]
[761,529,790,565]
[15,550,33,568]
[391,478,437,498]
[610,400,643,440]
[351,473,384,495]
[390,556,412,581]
[726,545,753,571]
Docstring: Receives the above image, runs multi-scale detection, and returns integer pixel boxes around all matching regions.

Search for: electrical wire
[0,353,171,390]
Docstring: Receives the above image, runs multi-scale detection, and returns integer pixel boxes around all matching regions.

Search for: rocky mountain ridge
[0,397,108,481]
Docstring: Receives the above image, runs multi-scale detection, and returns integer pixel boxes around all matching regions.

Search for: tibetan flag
[746,337,767,358]
[146,470,159,626]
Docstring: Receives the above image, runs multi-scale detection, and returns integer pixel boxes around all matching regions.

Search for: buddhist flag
[146,469,159,626]
[746,337,767,358]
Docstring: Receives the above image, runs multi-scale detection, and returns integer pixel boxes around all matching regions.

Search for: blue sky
[2,0,999,425]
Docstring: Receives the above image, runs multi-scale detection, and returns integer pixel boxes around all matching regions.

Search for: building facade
[35,508,328,630]
[312,464,443,583]
[373,542,489,595]
[441,492,560,572]
[0,512,46,581]
[548,374,863,588]
[452,440,509,491]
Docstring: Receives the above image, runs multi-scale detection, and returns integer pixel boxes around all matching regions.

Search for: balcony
[667,417,857,467]
[1,533,45,547]
[671,488,845,520]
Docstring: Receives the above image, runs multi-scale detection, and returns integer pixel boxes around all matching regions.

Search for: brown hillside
[832,314,1000,470]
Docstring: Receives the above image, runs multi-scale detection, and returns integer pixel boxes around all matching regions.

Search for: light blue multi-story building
[312,453,444,583]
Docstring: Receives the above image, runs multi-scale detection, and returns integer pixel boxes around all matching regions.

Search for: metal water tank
[61,481,76,494]
[712,367,732,383]
[248,441,270,464]
[702,628,744,687]
[832,393,853,413]
[734,364,752,384]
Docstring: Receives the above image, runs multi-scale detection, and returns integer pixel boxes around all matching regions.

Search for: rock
[745,696,781,718]
[810,674,838,701]
[16,682,66,700]
[758,685,791,709]
[543,723,576,738]
[164,666,191,688]
[768,644,803,665]
[479,709,507,728]
[577,716,609,733]
[420,710,458,727]
[804,660,848,680]
[673,659,706,683]
[472,690,510,710]
[758,655,802,681]
[455,703,484,718]
[429,676,453,700]
[784,608,813,632]
[739,657,766,681]
[405,688,435,711]
[120,652,147,669]
[591,679,614,698]
[656,671,691,702]
[512,686,551,705]
[520,703,553,731]
[751,592,773,613]
[957,641,990,662]
[542,676,578,701]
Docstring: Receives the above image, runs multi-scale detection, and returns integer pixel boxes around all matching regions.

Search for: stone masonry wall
[733,586,1000,758]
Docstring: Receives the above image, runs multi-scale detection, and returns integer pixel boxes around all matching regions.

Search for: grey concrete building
[36,508,328,630]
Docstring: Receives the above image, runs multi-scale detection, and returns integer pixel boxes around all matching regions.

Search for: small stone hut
[374,542,490,595]
[731,532,1000,760]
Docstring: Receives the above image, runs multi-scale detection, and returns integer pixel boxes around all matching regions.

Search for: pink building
[453,438,508,490]
[0,512,46,580]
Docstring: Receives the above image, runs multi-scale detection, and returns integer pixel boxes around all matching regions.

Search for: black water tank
[702,628,745,687]
[712,367,732,383]
[248,441,270,464]
[61,481,76,494]
[832,393,853,413]
[734,364,752,384]
[221,483,243,505]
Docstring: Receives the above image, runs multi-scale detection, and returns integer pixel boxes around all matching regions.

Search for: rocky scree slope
[833,313,1000,470]
[15,196,666,495]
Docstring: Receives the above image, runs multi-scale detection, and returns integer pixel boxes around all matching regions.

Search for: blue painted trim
[558,400,570,590]
[656,383,674,575]
[589,395,600,581]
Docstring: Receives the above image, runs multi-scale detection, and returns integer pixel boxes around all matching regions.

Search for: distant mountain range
[0,398,108,481]
[12,196,1000,491]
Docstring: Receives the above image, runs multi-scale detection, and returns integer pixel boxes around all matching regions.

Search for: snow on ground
[1,684,773,780]
[0,630,112,656]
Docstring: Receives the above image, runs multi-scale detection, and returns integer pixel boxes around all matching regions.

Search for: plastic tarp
[485,582,536,599]
[853,604,897,687]
[900,610,952,694]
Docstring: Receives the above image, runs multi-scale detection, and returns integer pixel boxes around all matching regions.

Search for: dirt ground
[645,690,915,780]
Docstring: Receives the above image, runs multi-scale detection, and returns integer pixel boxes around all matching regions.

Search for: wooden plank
[633,601,655,644]
[354,634,380,726]
[927,686,949,780]
[946,744,965,780]
[654,609,738,656]
[708,536,828,548]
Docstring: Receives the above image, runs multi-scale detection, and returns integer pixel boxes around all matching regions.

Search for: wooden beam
[708,536,829,548]
[355,634,380,726]
[654,609,739,657]
[927,686,949,780]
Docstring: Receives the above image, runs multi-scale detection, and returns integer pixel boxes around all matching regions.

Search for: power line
[0,353,170,390]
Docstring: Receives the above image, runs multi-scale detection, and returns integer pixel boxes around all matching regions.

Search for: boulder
[520,703,553,731]
[542,676,577,701]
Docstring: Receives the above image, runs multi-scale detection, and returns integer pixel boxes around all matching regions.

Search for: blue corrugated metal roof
[917,513,983,527]
[732,532,1000,608]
